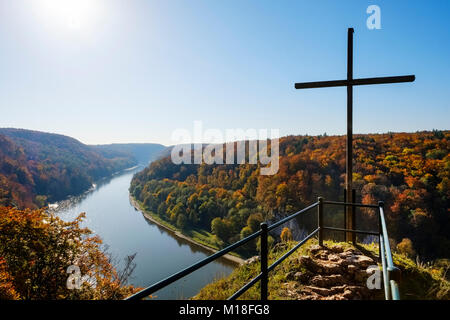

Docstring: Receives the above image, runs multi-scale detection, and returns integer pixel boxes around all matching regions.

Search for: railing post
[260,222,268,301]
[318,197,324,246]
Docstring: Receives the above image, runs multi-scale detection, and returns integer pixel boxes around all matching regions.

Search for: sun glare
[38,0,100,31]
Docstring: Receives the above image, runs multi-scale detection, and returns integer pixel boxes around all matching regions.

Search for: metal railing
[126,197,400,300]
[378,202,401,300]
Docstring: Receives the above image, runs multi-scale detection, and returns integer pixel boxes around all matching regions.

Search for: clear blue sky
[0,0,448,145]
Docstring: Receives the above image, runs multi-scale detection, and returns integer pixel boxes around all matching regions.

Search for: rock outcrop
[281,244,380,300]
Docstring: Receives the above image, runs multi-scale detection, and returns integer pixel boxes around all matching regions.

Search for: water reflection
[140,217,236,269]
[52,166,142,214]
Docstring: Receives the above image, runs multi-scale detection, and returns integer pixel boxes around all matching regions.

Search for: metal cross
[294,28,415,243]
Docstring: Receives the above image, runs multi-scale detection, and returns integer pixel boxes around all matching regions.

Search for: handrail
[126,198,401,301]
[323,200,379,208]
[322,226,379,236]
[268,202,319,231]
[378,202,401,300]
[379,235,390,299]
[267,228,319,273]
[227,273,262,300]
[379,203,395,271]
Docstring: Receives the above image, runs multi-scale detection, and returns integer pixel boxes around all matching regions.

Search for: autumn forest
[130,131,450,260]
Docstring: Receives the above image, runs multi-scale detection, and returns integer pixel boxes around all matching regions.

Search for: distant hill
[0,128,137,208]
[92,143,167,165]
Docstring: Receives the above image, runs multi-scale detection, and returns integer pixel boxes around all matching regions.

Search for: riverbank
[129,195,245,265]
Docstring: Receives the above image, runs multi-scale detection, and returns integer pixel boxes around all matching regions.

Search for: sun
[38,0,100,31]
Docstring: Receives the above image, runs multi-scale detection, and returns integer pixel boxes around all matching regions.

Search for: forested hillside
[0,128,136,208]
[130,131,449,260]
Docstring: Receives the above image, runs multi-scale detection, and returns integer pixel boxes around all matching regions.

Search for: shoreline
[129,195,245,265]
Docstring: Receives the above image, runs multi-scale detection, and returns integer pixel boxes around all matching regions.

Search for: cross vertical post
[346,28,355,243]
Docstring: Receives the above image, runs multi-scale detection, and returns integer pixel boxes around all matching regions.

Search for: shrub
[397,238,416,258]
[280,227,293,242]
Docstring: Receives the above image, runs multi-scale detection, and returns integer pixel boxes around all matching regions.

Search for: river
[54,166,236,299]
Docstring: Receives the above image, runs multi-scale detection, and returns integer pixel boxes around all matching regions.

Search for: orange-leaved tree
[0,206,140,300]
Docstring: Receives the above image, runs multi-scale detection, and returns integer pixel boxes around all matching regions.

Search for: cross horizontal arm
[295,75,415,89]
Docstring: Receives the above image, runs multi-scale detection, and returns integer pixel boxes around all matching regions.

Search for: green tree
[211,218,231,243]
[176,214,187,230]
[240,226,253,239]
[247,213,264,233]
